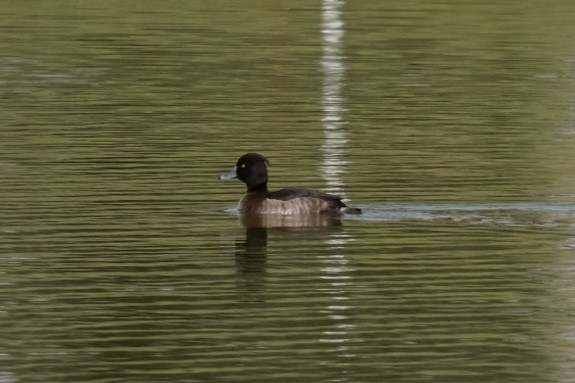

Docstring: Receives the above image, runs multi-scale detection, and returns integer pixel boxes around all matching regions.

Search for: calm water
[2,1,575,382]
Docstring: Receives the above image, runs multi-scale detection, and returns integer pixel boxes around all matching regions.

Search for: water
[2,1,575,382]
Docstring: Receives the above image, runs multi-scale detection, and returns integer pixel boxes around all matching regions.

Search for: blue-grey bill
[219,167,237,180]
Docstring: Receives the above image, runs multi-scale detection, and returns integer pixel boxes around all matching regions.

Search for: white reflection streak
[320,0,355,368]
[321,0,348,197]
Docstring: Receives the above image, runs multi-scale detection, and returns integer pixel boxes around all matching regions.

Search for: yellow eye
[240,163,246,168]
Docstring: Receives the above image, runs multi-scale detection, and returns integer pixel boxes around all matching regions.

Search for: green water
[2,1,575,382]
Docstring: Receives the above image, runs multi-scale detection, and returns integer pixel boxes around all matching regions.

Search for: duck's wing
[267,188,340,201]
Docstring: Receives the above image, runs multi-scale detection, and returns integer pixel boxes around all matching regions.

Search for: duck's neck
[247,182,268,193]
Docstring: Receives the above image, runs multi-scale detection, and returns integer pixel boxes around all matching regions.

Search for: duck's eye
[240,163,246,168]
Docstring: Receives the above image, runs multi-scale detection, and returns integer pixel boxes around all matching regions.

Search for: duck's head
[219,153,270,192]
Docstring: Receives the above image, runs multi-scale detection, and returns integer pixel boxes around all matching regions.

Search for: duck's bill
[219,167,237,180]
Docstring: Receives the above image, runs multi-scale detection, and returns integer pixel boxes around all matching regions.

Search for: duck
[219,153,360,215]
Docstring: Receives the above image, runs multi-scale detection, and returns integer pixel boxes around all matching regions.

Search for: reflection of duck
[235,227,267,274]
[234,227,267,300]
[240,212,342,229]
[220,153,360,216]
[234,222,345,300]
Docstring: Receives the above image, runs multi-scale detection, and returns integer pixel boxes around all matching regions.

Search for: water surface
[2,1,575,382]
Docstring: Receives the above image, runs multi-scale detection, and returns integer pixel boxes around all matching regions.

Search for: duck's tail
[342,206,362,214]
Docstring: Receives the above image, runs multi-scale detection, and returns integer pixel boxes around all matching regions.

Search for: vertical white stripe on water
[319,0,356,369]
[321,0,348,198]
